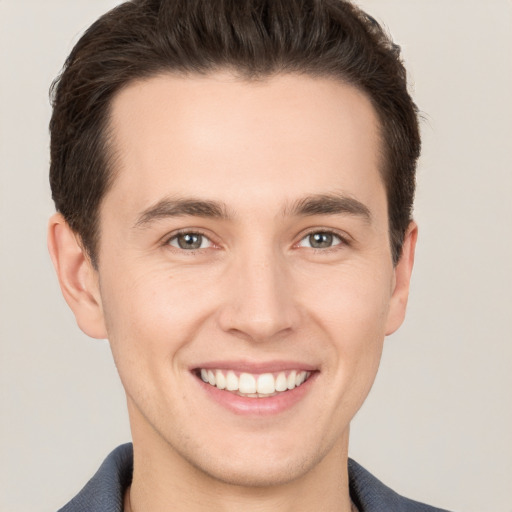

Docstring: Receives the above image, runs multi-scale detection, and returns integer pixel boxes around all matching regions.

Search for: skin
[48,72,417,512]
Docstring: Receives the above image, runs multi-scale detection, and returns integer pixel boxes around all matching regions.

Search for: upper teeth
[199,369,311,396]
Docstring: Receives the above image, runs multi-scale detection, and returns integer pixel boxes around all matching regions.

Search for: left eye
[168,233,212,250]
[298,231,343,249]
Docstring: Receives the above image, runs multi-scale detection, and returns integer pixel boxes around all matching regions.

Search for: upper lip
[191,360,318,374]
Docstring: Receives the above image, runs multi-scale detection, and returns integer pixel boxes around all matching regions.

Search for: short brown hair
[49,0,420,266]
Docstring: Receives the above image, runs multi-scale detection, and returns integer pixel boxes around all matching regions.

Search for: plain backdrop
[1,1,511,511]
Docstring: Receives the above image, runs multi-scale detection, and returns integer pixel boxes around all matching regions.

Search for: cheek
[303,262,393,334]
[99,263,219,362]
[98,271,191,409]
[302,263,391,390]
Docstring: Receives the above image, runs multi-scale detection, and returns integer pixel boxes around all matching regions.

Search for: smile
[197,369,312,398]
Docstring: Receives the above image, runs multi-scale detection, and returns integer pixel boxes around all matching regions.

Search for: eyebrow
[134,197,230,228]
[133,192,371,229]
[285,193,372,222]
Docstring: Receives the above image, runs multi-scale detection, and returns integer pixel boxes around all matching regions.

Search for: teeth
[287,371,297,390]
[257,373,275,394]
[296,371,306,386]
[215,370,226,390]
[239,373,257,394]
[226,370,238,391]
[198,369,311,397]
[275,372,288,392]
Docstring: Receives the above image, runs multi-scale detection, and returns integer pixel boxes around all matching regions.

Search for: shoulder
[58,444,133,512]
[348,459,454,512]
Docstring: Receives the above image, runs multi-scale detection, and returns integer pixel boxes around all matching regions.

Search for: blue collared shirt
[58,444,452,512]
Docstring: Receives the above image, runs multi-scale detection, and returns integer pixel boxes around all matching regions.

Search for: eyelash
[163,228,351,253]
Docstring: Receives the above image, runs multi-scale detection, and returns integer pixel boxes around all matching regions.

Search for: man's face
[90,73,413,486]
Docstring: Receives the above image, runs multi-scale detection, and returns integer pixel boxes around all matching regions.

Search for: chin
[172,428,340,489]
[190,452,319,488]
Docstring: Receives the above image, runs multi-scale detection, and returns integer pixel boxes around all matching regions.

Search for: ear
[47,213,107,339]
[385,221,418,336]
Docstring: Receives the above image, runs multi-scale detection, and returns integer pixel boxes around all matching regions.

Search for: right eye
[167,232,213,250]
[297,231,345,250]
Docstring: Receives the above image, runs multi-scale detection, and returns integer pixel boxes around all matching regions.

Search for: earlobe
[385,221,418,336]
[47,213,107,339]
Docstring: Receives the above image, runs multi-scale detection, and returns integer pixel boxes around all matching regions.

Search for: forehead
[105,72,384,218]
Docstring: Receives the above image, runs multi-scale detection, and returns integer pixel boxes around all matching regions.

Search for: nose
[217,249,300,343]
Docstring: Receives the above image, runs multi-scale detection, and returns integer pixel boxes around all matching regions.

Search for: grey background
[1,1,511,511]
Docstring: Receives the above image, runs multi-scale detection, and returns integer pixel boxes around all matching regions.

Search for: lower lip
[195,373,317,416]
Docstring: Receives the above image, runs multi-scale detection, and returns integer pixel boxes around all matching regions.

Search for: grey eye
[309,232,333,248]
[298,232,342,249]
[169,233,211,250]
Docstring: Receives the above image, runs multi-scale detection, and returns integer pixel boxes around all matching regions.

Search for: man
[47,0,450,511]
